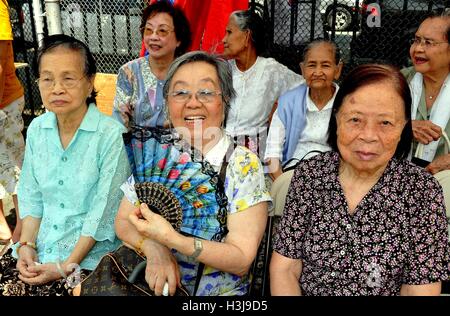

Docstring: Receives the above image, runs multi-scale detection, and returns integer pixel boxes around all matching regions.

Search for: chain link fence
[59,0,147,74]
[9,0,42,128]
[250,0,449,77]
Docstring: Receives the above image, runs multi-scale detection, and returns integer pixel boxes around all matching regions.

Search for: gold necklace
[426,85,443,100]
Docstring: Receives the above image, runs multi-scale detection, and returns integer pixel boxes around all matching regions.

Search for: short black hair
[327,64,412,160]
[140,0,191,57]
[36,34,97,106]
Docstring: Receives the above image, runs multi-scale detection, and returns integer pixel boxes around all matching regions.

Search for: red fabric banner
[141,0,248,56]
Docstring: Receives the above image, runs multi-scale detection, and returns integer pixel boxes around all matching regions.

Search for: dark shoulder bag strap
[219,142,234,185]
[282,150,324,172]
[193,263,204,296]
[193,141,235,296]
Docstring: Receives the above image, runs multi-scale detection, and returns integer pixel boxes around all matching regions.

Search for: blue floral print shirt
[121,135,271,295]
[112,56,166,130]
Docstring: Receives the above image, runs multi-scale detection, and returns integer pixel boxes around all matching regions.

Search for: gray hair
[425,8,450,42]
[230,10,265,55]
[302,38,342,65]
[163,51,236,125]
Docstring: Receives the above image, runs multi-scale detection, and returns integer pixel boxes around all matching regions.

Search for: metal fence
[59,0,147,73]
[9,0,42,128]
[250,0,449,76]
[11,0,449,124]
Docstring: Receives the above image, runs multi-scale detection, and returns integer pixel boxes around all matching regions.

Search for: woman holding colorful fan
[114,51,271,296]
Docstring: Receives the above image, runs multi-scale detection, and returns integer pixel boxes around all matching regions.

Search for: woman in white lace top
[222,9,304,156]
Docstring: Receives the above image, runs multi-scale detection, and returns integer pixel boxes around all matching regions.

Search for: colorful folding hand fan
[123,127,228,242]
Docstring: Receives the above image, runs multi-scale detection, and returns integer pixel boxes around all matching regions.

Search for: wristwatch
[190,237,203,260]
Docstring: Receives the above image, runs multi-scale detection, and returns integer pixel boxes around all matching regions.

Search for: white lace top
[225,57,304,137]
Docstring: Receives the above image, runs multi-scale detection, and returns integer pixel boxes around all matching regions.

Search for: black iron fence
[9,0,42,128]
[9,0,150,127]
[59,0,146,74]
[11,0,449,125]
[250,0,449,75]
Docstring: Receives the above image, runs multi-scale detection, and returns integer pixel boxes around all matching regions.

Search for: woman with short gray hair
[162,51,235,123]
[115,51,271,296]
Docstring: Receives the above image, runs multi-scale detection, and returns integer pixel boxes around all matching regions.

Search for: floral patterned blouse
[112,56,166,130]
[121,135,271,296]
[273,151,450,296]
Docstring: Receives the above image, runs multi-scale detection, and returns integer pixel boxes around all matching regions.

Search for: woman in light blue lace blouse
[0,34,130,296]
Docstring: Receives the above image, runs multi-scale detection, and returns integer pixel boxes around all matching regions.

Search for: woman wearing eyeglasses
[402,11,450,236]
[112,1,191,131]
[0,34,130,296]
[114,51,271,296]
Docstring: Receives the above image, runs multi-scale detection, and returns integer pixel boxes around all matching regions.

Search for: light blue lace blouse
[13,104,131,270]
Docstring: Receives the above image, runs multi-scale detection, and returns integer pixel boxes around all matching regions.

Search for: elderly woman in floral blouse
[112,1,191,130]
[115,51,271,296]
[270,64,449,296]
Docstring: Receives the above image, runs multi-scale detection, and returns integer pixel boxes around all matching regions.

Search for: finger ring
[162,282,169,296]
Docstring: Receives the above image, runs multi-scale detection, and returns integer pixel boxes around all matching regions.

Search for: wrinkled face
[222,15,249,59]
[301,43,342,92]
[336,82,406,175]
[410,17,450,75]
[167,61,224,148]
[38,46,94,117]
[143,12,180,60]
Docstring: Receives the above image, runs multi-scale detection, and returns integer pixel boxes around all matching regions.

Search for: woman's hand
[426,154,450,174]
[18,263,64,286]
[267,158,283,181]
[128,203,176,245]
[143,241,181,296]
[16,246,38,279]
[412,120,442,144]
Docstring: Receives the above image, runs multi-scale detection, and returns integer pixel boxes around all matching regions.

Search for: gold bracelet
[17,241,37,253]
[135,236,147,257]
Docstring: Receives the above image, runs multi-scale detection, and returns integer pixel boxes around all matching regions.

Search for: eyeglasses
[169,89,222,103]
[35,76,86,90]
[410,37,448,48]
[142,27,174,38]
